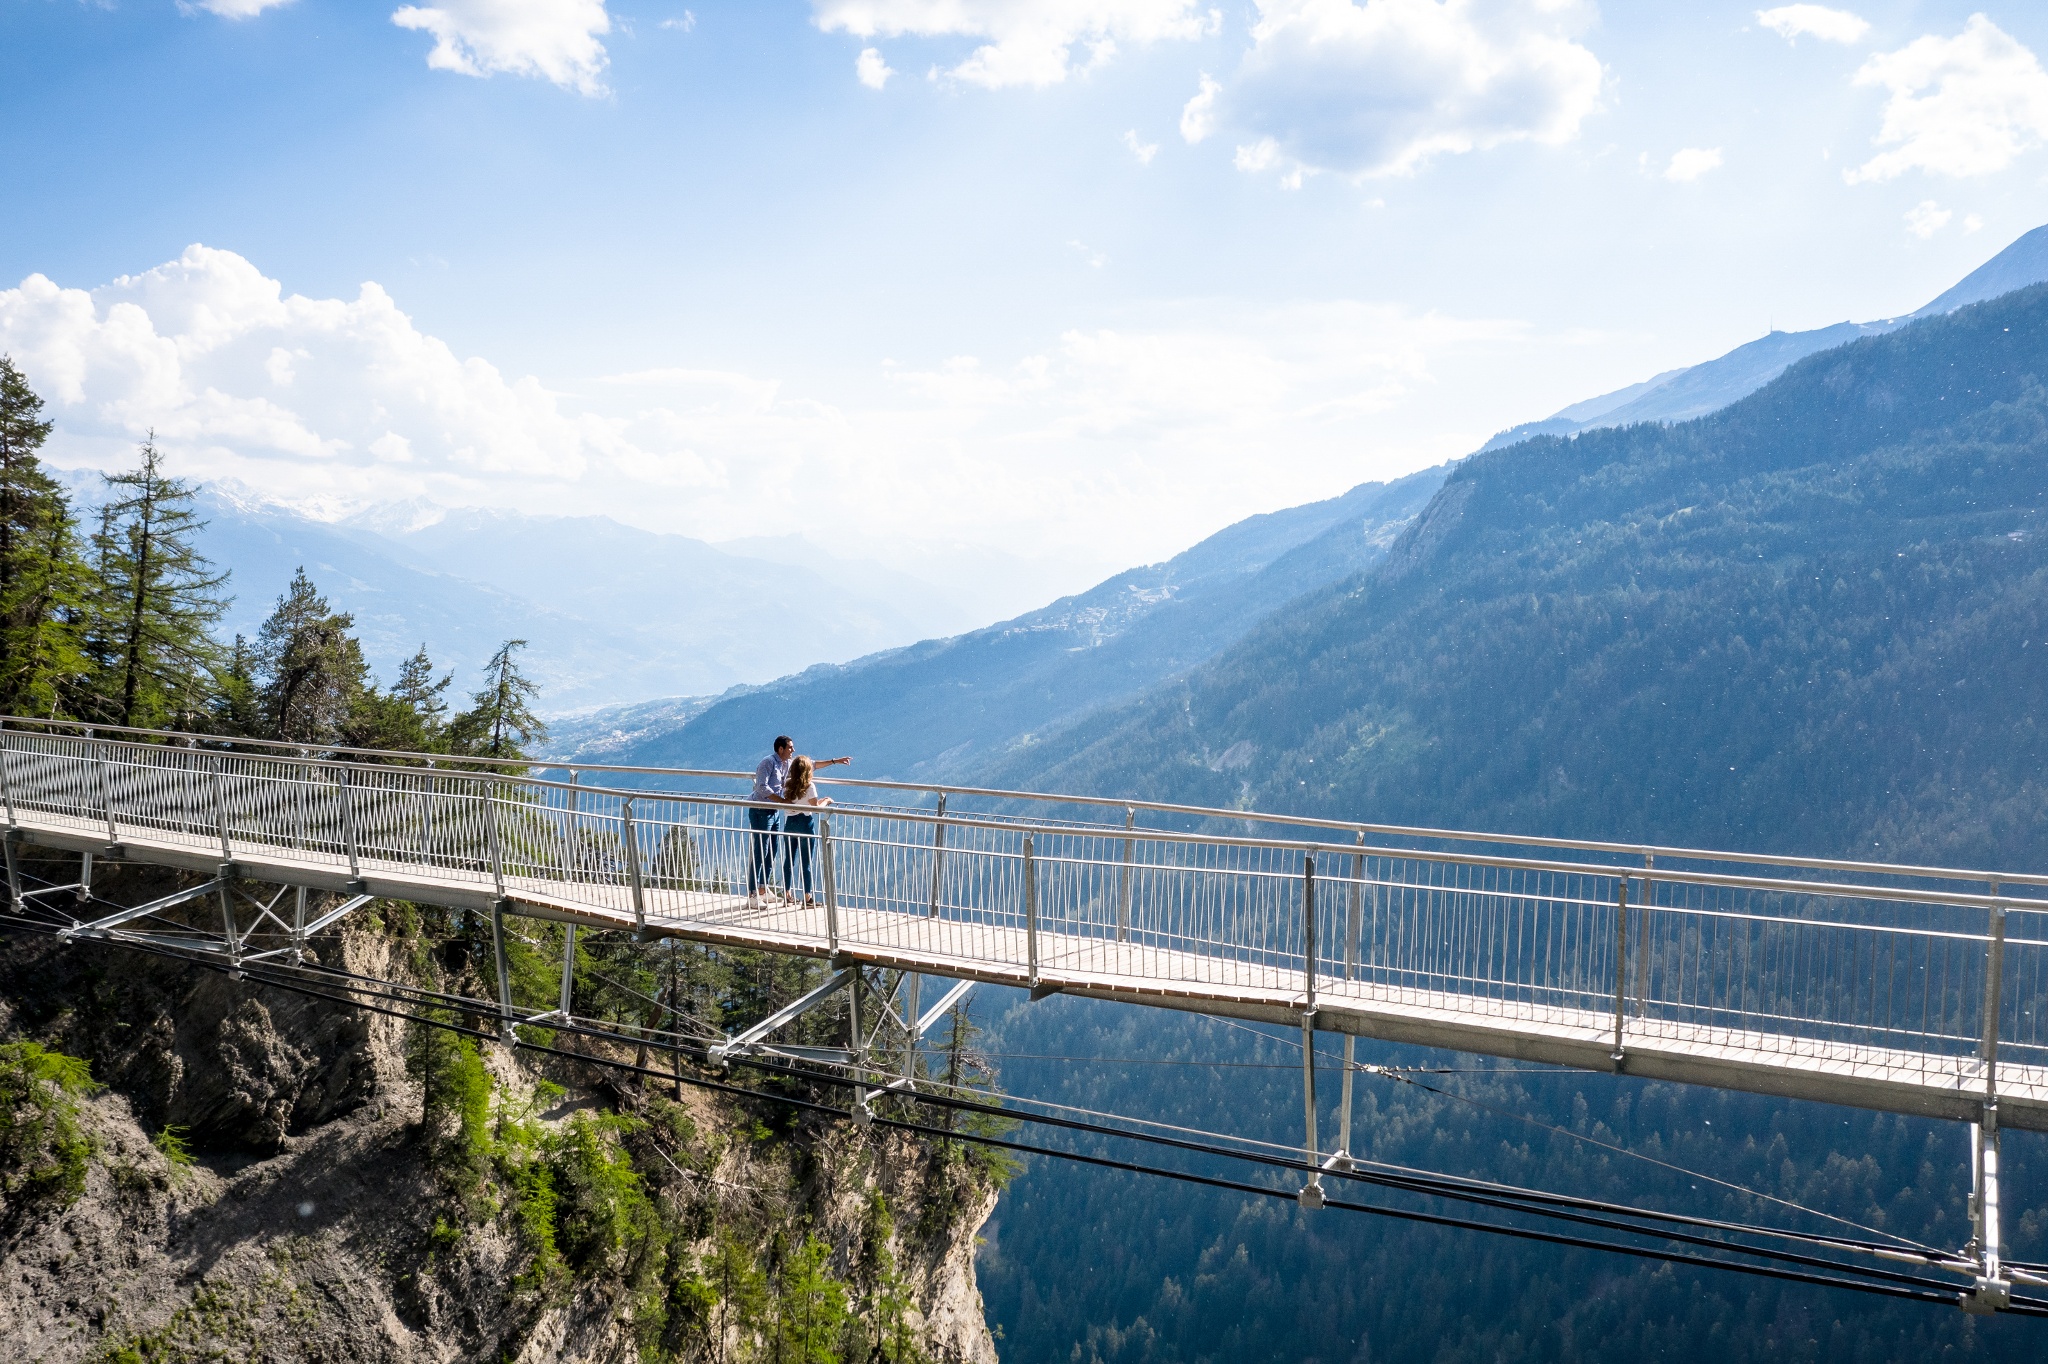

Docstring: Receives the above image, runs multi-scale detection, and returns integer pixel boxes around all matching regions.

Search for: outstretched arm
[819,756,853,767]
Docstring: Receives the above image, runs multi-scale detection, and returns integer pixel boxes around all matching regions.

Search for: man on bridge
[748,735,851,906]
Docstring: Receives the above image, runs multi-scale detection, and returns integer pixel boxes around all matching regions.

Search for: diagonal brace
[301,893,375,939]
[709,968,855,1065]
[65,879,221,939]
[912,979,975,1039]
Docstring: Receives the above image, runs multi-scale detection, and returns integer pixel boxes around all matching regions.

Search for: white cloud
[1202,0,1605,182]
[1755,5,1868,45]
[1846,15,2048,183]
[857,46,896,87]
[0,245,667,496]
[1180,72,1221,142]
[181,0,295,17]
[811,0,1215,88]
[657,10,694,31]
[0,247,1590,597]
[1664,146,1723,181]
[1904,199,1952,237]
[391,0,611,96]
[1965,212,1985,232]
[1123,129,1159,163]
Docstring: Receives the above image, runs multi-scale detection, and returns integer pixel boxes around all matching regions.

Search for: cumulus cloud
[1664,146,1723,181]
[1123,129,1159,162]
[0,247,1586,594]
[1904,199,1952,237]
[391,0,611,96]
[182,0,295,17]
[1846,15,2048,183]
[1180,72,1221,141]
[857,47,895,88]
[1198,0,1604,182]
[0,245,674,501]
[1755,5,1868,45]
[811,0,1215,88]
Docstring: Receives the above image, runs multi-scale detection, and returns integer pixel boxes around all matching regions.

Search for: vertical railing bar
[822,812,840,956]
[0,722,16,830]
[1025,836,1040,987]
[928,792,948,919]
[1983,879,2005,1104]
[1303,851,1317,1010]
[1636,854,1653,1019]
[1117,806,1134,943]
[209,753,232,862]
[97,736,117,846]
[339,764,363,887]
[620,796,647,937]
[1612,877,1629,1066]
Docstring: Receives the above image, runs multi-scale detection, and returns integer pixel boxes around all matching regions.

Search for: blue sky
[6,1,2048,611]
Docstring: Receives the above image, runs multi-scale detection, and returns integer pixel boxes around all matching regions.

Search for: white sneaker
[745,894,765,910]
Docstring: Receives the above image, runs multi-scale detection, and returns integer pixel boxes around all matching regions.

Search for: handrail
[5,713,2044,894]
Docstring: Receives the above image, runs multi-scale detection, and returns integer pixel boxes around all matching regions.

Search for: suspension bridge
[0,718,2041,1314]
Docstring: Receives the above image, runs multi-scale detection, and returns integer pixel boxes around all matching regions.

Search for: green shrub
[152,1125,195,1168]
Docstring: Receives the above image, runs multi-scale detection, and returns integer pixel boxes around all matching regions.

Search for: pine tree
[86,437,229,727]
[210,634,263,737]
[0,357,88,717]
[341,648,452,756]
[253,567,368,745]
[448,639,547,761]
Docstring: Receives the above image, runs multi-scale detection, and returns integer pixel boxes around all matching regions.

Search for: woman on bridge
[781,755,833,906]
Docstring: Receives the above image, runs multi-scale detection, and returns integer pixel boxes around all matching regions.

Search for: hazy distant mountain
[136,486,996,711]
[1480,224,2048,452]
[543,467,1449,779]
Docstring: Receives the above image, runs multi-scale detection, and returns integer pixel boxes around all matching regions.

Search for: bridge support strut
[1964,1105,2011,1314]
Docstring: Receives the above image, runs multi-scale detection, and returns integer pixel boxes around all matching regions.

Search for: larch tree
[449,639,547,762]
[87,437,229,728]
[0,357,88,717]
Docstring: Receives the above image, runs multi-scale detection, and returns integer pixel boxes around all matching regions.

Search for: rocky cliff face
[0,862,1001,1363]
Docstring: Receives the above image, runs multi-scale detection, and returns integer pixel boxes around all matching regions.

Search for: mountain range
[102,485,994,712]
[548,224,2048,787]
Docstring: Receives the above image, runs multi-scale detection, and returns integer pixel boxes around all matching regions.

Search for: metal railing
[4,719,2044,1107]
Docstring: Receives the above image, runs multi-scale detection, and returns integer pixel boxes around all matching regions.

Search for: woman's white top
[787,782,828,807]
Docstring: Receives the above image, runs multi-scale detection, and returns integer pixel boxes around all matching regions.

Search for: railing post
[1611,878,1630,1067]
[1117,806,1134,943]
[1303,852,1317,1010]
[1024,835,1039,988]
[927,792,947,918]
[816,812,839,954]
[209,754,232,862]
[1636,854,1653,1018]
[565,770,581,876]
[620,796,646,938]
[1982,881,2006,1103]
[338,765,364,890]
[97,740,118,847]
[483,778,508,901]
[0,721,17,830]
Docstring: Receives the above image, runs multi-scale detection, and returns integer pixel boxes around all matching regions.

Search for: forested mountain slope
[993,282,2048,867]
[963,283,2048,1364]
[547,468,1446,781]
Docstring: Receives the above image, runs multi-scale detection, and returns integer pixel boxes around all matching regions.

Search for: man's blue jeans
[747,806,782,895]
